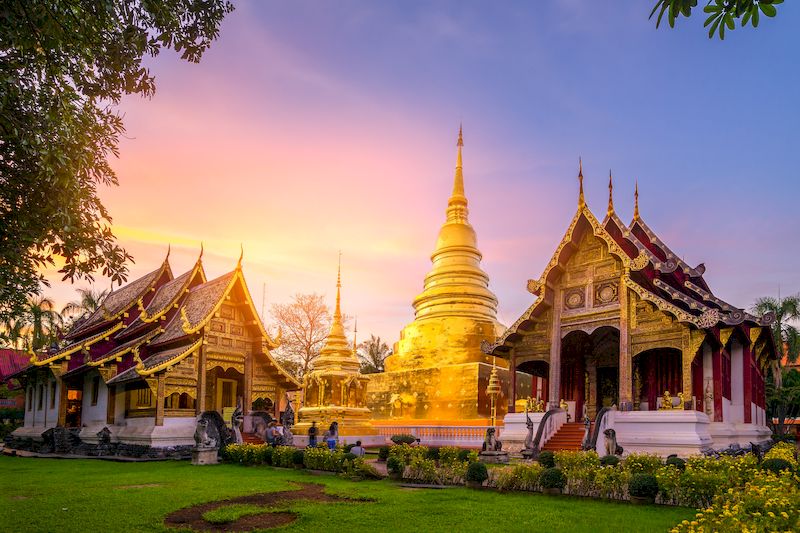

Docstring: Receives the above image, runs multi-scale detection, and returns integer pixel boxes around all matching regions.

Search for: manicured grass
[0,455,693,532]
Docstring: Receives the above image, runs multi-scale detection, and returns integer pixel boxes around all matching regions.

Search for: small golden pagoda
[294,260,377,442]
[367,127,530,423]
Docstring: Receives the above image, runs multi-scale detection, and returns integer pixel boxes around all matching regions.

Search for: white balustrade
[374,425,495,447]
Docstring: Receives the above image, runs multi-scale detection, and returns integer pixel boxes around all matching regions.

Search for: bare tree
[270,294,331,380]
[357,335,391,374]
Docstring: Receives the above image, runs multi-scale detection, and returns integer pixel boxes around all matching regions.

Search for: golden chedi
[368,128,527,423]
[294,262,378,444]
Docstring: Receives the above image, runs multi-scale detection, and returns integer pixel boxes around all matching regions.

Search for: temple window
[37,384,44,411]
[50,381,56,409]
[27,387,33,411]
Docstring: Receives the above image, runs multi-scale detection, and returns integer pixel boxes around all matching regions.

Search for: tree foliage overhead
[650,0,784,39]
[0,0,234,326]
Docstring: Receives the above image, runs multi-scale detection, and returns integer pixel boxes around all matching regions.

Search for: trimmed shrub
[391,434,416,445]
[540,467,566,490]
[378,446,390,461]
[622,452,662,476]
[292,449,305,467]
[600,455,620,467]
[629,473,659,499]
[344,457,382,480]
[465,461,488,484]
[491,463,543,492]
[388,443,428,465]
[762,458,793,474]
[343,452,357,463]
[457,448,471,462]
[665,456,686,471]
[765,441,798,468]
[426,446,440,461]
[595,464,630,500]
[439,446,461,465]
[343,443,355,453]
[538,450,555,468]
[272,446,296,468]
[386,456,403,475]
[406,457,440,484]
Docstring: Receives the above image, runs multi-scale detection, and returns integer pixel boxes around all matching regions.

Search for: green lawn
[0,455,693,532]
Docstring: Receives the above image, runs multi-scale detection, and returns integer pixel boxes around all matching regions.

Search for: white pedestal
[500,412,544,453]
[614,410,713,457]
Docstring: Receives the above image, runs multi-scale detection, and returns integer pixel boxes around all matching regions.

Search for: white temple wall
[79,371,112,443]
[730,341,744,424]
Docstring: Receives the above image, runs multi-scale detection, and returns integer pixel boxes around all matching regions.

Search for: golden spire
[607,169,614,216]
[236,244,243,270]
[334,250,342,321]
[578,157,585,209]
[311,253,360,372]
[409,127,498,324]
[447,125,467,223]
[352,316,358,354]
[634,180,640,220]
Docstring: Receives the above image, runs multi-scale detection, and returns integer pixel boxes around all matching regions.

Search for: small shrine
[294,260,380,445]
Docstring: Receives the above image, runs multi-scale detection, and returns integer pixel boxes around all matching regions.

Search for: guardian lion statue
[194,419,217,449]
[604,428,623,456]
[482,427,503,452]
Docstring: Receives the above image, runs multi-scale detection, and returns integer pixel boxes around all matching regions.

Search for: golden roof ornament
[634,180,640,221]
[607,169,614,216]
[578,157,585,209]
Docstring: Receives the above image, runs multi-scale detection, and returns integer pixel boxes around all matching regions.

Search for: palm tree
[752,293,800,389]
[357,335,391,374]
[22,296,62,352]
[62,287,108,319]
[0,318,26,349]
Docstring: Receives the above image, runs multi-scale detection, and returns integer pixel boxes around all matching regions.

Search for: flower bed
[389,444,476,485]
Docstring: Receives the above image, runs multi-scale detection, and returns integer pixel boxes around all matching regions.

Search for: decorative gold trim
[87,328,162,367]
[718,327,734,350]
[136,338,203,376]
[31,322,124,366]
[624,277,698,325]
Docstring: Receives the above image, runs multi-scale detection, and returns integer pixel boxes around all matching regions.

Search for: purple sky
[44,1,800,343]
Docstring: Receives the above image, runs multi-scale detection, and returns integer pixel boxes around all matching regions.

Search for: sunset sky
[44,1,800,345]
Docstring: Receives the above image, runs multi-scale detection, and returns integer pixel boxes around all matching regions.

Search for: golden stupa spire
[634,180,640,220]
[607,169,614,216]
[334,250,342,322]
[578,157,585,209]
[407,126,499,324]
[310,252,360,372]
[352,316,358,354]
[446,124,468,223]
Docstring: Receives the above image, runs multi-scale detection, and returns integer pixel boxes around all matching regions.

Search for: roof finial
[634,180,640,220]
[352,316,358,354]
[607,169,614,216]
[165,243,171,262]
[199,242,204,261]
[578,157,585,209]
[457,123,463,147]
[446,125,468,223]
[334,250,342,321]
[237,243,243,269]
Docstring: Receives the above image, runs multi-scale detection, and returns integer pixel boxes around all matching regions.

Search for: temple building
[293,262,380,445]
[11,248,298,449]
[366,128,532,436]
[486,167,777,455]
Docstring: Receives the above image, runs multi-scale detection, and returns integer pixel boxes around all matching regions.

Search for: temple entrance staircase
[242,433,262,444]
[541,422,592,452]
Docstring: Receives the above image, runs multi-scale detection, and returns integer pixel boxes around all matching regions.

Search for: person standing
[308,421,318,448]
[326,421,338,450]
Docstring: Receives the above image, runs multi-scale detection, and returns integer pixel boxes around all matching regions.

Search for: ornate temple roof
[66,254,172,341]
[487,164,776,355]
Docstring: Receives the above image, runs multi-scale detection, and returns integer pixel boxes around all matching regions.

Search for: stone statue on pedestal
[479,427,509,464]
[192,418,220,465]
[231,401,244,445]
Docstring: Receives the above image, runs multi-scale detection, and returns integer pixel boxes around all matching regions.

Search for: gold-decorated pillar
[618,278,632,409]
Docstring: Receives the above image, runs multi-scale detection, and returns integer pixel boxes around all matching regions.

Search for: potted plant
[628,473,659,505]
[540,467,566,495]
[291,449,305,469]
[387,456,404,480]
[465,461,488,488]
[377,446,390,463]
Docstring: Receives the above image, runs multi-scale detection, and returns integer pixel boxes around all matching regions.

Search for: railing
[530,408,567,457]
[373,425,494,447]
[587,407,613,453]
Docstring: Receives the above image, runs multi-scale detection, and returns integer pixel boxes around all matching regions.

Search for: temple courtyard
[0,455,692,533]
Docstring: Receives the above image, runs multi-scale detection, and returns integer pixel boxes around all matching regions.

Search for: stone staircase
[242,432,263,444]
[541,422,591,452]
